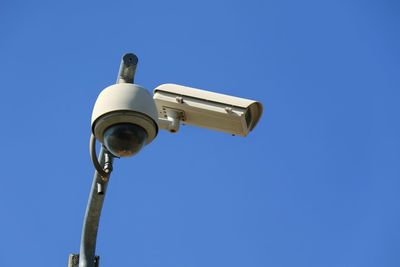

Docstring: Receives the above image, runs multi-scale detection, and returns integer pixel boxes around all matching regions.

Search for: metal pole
[117,53,138,84]
[72,53,138,267]
[78,147,111,267]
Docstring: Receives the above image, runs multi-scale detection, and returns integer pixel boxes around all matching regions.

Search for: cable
[89,134,111,178]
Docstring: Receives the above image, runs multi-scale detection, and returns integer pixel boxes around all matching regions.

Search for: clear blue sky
[0,0,399,266]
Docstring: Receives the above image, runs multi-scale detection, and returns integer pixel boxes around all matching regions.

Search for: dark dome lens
[103,123,147,157]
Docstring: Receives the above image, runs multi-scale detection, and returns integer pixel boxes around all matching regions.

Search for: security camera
[91,54,263,159]
[153,83,263,136]
[91,83,159,157]
[91,82,263,157]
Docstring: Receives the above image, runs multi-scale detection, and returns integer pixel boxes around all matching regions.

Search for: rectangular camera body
[153,84,263,136]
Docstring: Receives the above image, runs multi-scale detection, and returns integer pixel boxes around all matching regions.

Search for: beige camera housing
[153,84,263,136]
[91,83,159,145]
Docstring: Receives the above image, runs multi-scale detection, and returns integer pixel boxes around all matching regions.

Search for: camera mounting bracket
[157,107,185,133]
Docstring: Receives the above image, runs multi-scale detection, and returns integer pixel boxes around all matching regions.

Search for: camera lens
[103,123,147,157]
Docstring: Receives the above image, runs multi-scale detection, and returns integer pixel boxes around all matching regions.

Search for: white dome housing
[91,83,158,147]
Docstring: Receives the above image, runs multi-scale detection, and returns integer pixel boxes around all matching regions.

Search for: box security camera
[153,84,263,136]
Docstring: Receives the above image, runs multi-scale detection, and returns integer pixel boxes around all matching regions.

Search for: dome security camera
[91,83,158,157]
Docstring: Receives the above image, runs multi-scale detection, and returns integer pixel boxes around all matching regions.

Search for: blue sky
[0,0,399,266]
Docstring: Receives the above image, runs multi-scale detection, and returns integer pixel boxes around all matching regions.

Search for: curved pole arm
[79,146,112,267]
[77,53,138,267]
